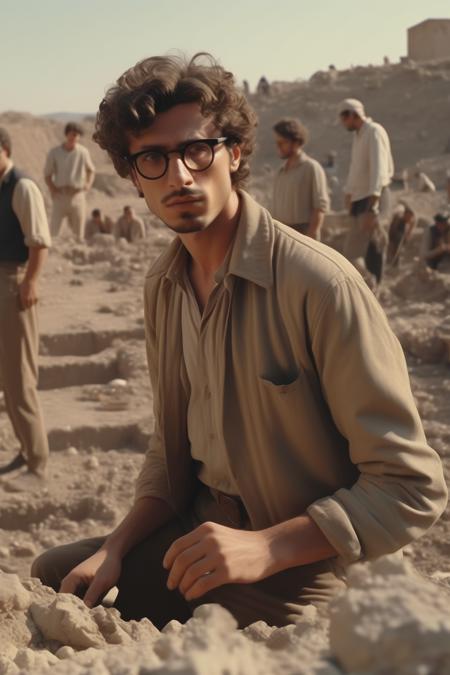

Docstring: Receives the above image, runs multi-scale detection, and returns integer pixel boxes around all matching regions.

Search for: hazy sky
[2,0,449,114]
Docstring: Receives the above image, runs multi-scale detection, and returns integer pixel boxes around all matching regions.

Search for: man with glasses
[338,99,393,286]
[0,127,50,479]
[33,55,447,629]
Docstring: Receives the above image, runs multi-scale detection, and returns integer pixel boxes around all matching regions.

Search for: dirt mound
[1,559,450,674]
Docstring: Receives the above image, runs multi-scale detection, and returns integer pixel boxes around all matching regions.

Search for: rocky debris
[330,558,450,674]
[1,559,450,673]
[0,571,30,612]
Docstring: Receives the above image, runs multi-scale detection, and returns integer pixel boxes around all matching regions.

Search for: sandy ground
[0,56,450,673]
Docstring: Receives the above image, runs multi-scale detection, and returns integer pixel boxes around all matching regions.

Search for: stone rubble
[1,558,450,674]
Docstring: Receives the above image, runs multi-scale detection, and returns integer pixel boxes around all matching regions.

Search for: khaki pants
[344,188,390,263]
[50,192,86,240]
[31,486,344,629]
[0,265,49,472]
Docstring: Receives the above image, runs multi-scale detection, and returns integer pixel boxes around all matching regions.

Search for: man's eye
[186,143,209,158]
[142,152,163,164]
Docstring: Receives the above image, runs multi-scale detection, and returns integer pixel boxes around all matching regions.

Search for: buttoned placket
[181,264,237,495]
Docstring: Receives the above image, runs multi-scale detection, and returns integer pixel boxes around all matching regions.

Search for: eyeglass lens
[136,140,216,179]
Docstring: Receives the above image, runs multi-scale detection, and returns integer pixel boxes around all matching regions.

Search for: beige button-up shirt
[181,257,239,495]
[44,143,95,190]
[272,153,329,226]
[136,190,447,566]
[0,161,51,249]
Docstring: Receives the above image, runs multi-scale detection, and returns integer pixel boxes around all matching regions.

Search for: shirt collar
[0,160,14,187]
[357,118,371,135]
[280,151,308,172]
[148,190,274,290]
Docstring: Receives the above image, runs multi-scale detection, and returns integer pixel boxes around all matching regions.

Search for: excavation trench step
[38,350,119,389]
[48,422,150,452]
[39,386,152,451]
[40,326,145,357]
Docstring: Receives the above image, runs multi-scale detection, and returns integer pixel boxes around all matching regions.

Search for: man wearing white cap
[338,99,394,285]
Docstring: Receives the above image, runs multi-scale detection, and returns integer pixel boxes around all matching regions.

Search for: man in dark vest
[0,127,51,477]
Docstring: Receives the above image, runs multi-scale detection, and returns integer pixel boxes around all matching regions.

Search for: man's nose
[166,155,193,188]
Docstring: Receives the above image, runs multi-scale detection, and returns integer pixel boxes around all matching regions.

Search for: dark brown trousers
[31,487,345,629]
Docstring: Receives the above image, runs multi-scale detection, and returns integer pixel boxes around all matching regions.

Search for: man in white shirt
[339,99,394,285]
[272,118,329,240]
[44,122,95,241]
[0,127,51,478]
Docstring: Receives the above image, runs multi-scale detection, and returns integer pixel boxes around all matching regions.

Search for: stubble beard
[164,212,207,234]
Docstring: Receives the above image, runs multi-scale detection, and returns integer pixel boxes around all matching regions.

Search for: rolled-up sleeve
[12,178,52,248]
[311,162,330,213]
[134,279,171,503]
[307,275,448,565]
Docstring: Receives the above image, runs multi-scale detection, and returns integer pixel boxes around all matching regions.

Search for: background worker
[0,127,51,478]
[272,118,329,240]
[44,122,95,241]
[339,98,394,285]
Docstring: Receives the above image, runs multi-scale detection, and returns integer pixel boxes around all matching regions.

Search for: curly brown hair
[94,53,258,189]
[273,118,308,146]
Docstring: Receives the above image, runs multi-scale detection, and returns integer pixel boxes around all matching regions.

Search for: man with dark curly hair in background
[272,118,329,240]
[32,54,447,629]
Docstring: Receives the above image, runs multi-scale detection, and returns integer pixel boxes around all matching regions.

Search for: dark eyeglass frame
[125,137,229,180]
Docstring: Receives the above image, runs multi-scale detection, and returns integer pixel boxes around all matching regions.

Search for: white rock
[55,646,76,659]
[84,456,99,470]
[108,378,128,387]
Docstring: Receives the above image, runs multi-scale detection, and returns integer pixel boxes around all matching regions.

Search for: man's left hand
[19,279,38,310]
[163,522,273,601]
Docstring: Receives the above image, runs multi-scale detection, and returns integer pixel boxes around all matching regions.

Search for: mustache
[161,188,204,205]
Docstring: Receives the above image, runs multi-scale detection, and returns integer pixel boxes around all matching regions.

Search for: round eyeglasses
[126,137,229,180]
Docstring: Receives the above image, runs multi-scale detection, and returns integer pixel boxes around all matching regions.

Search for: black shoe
[0,453,26,475]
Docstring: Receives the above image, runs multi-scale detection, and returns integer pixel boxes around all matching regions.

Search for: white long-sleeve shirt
[345,118,394,202]
[0,160,51,248]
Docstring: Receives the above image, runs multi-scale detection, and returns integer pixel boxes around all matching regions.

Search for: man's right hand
[59,548,122,608]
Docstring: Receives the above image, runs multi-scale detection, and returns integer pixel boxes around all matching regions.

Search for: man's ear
[229,143,241,174]
[130,167,144,198]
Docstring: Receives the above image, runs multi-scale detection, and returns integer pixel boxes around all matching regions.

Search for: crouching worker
[32,54,447,629]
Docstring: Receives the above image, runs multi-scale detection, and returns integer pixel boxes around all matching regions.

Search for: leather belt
[209,487,248,528]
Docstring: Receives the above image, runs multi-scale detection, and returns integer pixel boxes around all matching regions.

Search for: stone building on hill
[408,19,450,62]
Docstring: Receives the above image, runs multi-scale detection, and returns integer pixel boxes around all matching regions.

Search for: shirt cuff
[307,496,362,566]
[24,235,51,248]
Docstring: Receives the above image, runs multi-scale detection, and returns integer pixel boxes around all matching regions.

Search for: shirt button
[205,387,211,400]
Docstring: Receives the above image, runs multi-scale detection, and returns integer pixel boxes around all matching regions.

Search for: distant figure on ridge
[339,98,394,286]
[256,76,270,97]
[85,208,114,239]
[44,122,95,241]
[115,205,146,243]
[0,127,51,479]
[272,118,329,240]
